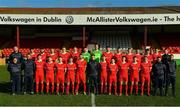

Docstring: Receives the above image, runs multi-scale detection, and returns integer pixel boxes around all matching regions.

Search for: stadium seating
[158,35,180,53]
[91,31,132,50]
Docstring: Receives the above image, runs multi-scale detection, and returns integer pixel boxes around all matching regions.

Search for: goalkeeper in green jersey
[82,48,91,63]
[92,44,102,63]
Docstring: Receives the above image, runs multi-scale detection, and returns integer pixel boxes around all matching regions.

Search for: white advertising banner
[0,14,180,25]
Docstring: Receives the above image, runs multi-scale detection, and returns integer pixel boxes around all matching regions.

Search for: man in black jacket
[87,55,100,95]
[7,57,22,95]
[22,54,35,95]
[9,46,23,64]
[165,54,176,97]
[152,57,166,96]
[162,49,170,87]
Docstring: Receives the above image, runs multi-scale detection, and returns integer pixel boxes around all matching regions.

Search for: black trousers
[12,74,21,94]
[153,78,164,96]
[24,75,34,92]
[87,75,98,94]
[165,75,176,96]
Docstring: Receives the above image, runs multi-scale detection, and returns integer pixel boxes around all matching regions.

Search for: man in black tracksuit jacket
[7,57,22,95]
[152,57,166,96]
[87,55,100,95]
[165,54,176,97]
[22,54,35,94]
[161,49,170,87]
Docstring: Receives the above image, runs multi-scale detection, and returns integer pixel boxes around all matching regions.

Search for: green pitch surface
[0,65,179,106]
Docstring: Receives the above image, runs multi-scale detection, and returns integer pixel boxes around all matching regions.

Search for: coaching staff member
[22,54,35,95]
[87,54,100,95]
[162,49,170,87]
[9,46,23,63]
[165,54,176,97]
[7,57,22,95]
[152,57,166,96]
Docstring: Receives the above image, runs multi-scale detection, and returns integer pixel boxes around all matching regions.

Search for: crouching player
[75,55,87,95]
[130,56,140,95]
[35,54,45,94]
[108,58,118,95]
[119,56,129,96]
[100,56,108,94]
[45,57,55,94]
[140,56,152,96]
[66,58,77,95]
[55,57,66,95]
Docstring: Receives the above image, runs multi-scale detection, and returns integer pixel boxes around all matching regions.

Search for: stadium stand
[91,31,132,50]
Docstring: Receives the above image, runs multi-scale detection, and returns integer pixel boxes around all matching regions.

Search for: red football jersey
[141,62,152,75]
[71,52,80,62]
[35,60,45,74]
[109,64,118,76]
[76,59,87,72]
[152,53,161,61]
[41,53,47,61]
[114,53,122,64]
[48,53,58,61]
[67,63,77,75]
[119,62,129,76]
[55,63,66,75]
[59,52,70,64]
[126,54,134,63]
[103,52,113,64]
[146,54,153,63]
[30,53,37,60]
[130,63,140,77]
[100,61,108,74]
[45,62,55,76]
[135,54,142,63]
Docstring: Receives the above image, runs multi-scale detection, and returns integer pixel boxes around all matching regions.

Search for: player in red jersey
[48,48,58,62]
[126,48,134,64]
[129,56,140,95]
[119,56,129,96]
[145,49,153,64]
[108,58,118,95]
[35,54,45,94]
[100,56,108,94]
[59,47,70,64]
[66,57,77,95]
[103,46,113,64]
[30,48,37,61]
[55,57,67,95]
[40,49,47,62]
[75,55,87,95]
[140,56,152,96]
[114,48,122,65]
[71,46,80,63]
[45,57,55,94]
[152,49,161,63]
[135,49,142,64]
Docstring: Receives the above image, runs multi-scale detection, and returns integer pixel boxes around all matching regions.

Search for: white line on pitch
[91,93,96,107]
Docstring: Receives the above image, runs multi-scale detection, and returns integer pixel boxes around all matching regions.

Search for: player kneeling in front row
[119,56,129,96]
[108,58,118,95]
[140,56,152,96]
[35,54,45,94]
[55,57,66,95]
[45,57,55,94]
[130,56,140,95]
[22,54,35,95]
[75,55,87,95]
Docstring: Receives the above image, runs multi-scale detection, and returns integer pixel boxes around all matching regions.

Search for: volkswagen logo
[65,16,74,24]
